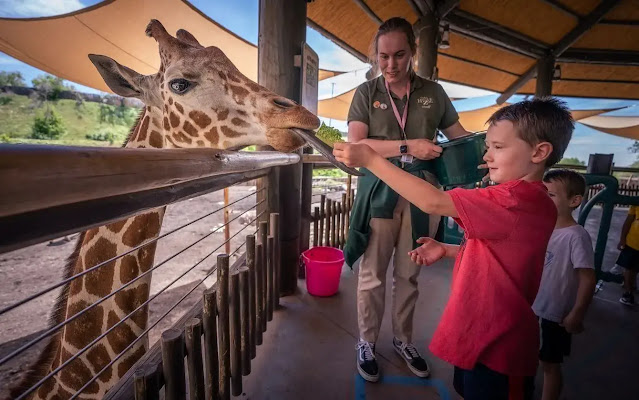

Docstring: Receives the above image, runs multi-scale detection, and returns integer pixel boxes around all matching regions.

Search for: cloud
[0,55,21,65]
[0,0,85,18]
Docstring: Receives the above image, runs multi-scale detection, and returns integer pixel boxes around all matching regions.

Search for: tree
[31,74,73,101]
[559,157,585,166]
[629,141,639,155]
[0,71,26,87]
[31,107,66,140]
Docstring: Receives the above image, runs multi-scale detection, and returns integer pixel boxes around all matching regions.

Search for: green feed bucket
[434,132,487,187]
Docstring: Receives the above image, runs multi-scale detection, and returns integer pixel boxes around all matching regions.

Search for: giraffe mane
[123,108,146,147]
[10,232,87,399]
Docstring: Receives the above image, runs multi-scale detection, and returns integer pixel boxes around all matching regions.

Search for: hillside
[0,93,139,147]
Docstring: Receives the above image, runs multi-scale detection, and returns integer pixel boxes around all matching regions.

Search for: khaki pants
[357,196,440,344]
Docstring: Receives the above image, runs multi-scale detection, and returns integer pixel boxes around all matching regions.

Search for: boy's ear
[532,141,553,165]
[570,194,583,208]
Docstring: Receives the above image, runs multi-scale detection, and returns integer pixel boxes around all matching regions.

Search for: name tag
[401,154,414,164]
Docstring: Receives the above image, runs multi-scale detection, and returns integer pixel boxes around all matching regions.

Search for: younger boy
[334,98,575,400]
[616,205,639,306]
[532,169,596,400]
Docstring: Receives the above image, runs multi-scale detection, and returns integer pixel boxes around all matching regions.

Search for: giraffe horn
[145,19,181,49]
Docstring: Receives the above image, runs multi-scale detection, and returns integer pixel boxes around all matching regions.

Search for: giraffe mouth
[291,128,363,176]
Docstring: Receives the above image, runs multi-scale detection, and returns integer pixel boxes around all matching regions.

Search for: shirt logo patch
[417,96,434,109]
[373,101,381,109]
[380,103,388,110]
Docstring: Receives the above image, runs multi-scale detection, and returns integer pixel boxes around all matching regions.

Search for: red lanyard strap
[385,79,410,140]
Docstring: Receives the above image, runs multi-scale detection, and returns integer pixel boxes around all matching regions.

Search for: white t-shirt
[532,224,594,323]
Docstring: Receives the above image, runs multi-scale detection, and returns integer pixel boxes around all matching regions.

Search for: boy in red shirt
[334,98,574,400]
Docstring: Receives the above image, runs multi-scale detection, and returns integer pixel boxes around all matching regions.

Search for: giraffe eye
[169,79,191,94]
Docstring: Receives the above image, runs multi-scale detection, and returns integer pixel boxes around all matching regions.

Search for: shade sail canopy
[308,0,639,100]
[0,0,341,94]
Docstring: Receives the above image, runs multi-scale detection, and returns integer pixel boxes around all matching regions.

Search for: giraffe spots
[204,126,219,145]
[87,343,112,383]
[231,117,249,128]
[65,300,104,349]
[122,213,162,247]
[60,355,100,394]
[84,237,117,297]
[183,120,198,137]
[138,242,157,273]
[197,140,205,146]
[237,110,248,117]
[163,116,170,131]
[246,81,262,93]
[166,135,180,148]
[222,140,232,148]
[218,71,227,81]
[84,228,99,243]
[69,274,83,296]
[228,73,241,83]
[119,254,139,284]
[149,131,164,148]
[106,311,138,354]
[151,116,162,129]
[168,97,173,105]
[221,125,246,138]
[160,82,164,90]
[114,284,149,329]
[173,131,193,144]
[118,345,146,378]
[169,112,180,128]
[137,115,150,142]
[216,108,229,121]
[36,376,57,398]
[161,91,165,100]
[175,102,184,114]
[146,106,151,112]
[189,110,212,128]
[107,219,128,234]
[230,85,250,105]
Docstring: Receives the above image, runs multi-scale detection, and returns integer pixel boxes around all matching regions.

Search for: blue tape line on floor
[355,374,451,400]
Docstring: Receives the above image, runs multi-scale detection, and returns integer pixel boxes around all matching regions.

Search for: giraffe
[12,20,320,399]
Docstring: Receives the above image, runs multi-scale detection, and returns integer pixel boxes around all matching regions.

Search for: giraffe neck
[26,113,168,399]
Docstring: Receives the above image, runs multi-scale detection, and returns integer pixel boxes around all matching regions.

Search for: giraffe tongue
[291,128,363,176]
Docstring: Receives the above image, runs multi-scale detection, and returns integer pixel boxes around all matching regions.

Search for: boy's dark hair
[544,168,586,199]
[487,97,574,166]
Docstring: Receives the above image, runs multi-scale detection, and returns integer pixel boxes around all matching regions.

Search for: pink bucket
[302,246,344,297]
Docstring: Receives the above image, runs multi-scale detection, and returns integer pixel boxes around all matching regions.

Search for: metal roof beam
[496,0,623,104]
[352,0,383,25]
[559,49,639,66]
[538,0,581,19]
[437,0,459,19]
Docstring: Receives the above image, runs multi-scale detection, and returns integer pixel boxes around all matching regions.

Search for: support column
[536,56,555,97]
[258,0,307,295]
[415,11,439,79]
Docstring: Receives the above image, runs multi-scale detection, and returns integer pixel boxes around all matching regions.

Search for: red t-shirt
[429,180,556,377]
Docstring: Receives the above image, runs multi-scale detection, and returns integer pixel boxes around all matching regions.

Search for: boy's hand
[333,142,377,168]
[408,237,446,266]
[561,311,585,334]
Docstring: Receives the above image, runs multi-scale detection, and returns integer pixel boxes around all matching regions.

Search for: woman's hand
[408,237,447,266]
[333,142,377,168]
[408,139,443,160]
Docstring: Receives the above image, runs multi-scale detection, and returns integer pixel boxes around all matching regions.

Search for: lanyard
[385,79,410,140]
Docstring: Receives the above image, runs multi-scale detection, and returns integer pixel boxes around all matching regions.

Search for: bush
[31,108,65,140]
[0,71,26,87]
[86,126,127,145]
[99,103,138,126]
[0,96,12,105]
[0,134,11,143]
[313,168,346,178]
[32,75,71,101]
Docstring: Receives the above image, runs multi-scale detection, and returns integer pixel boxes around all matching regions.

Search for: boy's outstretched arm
[333,142,458,218]
[409,237,460,266]
[562,268,596,334]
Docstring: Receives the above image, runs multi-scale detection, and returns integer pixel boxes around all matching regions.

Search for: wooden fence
[587,183,639,206]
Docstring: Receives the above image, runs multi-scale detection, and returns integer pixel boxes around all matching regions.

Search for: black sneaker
[620,292,635,306]
[392,337,430,378]
[356,341,379,382]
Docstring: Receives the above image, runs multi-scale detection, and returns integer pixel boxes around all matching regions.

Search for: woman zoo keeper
[346,17,469,383]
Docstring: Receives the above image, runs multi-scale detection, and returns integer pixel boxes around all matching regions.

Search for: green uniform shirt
[344,73,459,267]
[347,73,459,141]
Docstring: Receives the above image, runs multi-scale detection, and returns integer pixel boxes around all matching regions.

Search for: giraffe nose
[272,97,296,109]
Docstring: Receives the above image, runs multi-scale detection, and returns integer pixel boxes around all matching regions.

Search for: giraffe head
[88,19,318,152]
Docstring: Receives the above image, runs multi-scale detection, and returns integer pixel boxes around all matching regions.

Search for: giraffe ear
[89,54,162,109]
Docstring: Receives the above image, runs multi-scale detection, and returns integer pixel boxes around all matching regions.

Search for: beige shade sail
[579,115,639,139]
[308,0,639,100]
[0,0,340,94]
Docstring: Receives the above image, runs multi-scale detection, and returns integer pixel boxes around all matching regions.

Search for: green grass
[0,94,138,147]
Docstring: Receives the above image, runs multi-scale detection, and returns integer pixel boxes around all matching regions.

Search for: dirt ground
[0,180,348,397]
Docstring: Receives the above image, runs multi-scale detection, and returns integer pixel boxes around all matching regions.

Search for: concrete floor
[240,255,638,399]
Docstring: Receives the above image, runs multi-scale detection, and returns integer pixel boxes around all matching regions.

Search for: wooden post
[258,0,308,296]
[331,201,337,248]
[161,328,186,400]
[134,363,160,400]
[185,318,205,400]
[202,287,218,400]
[415,12,439,80]
[536,56,555,97]
[267,236,275,321]
[216,255,230,400]
[270,213,281,304]
[224,187,231,254]
[239,267,251,375]
[336,202,342,249]
[301,148,313,254]
[255,243,265,339]
[246,235,256,358]
[319,195,326,246]
[258,221,268,331]
[229,269,242,396]
[324,199,331,246]
[341,193,347,248]
[313,207,319,247]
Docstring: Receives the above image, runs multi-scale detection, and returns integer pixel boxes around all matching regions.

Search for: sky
[0,0,637,166]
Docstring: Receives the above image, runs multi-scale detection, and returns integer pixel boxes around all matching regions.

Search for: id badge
[401,154,414,164]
